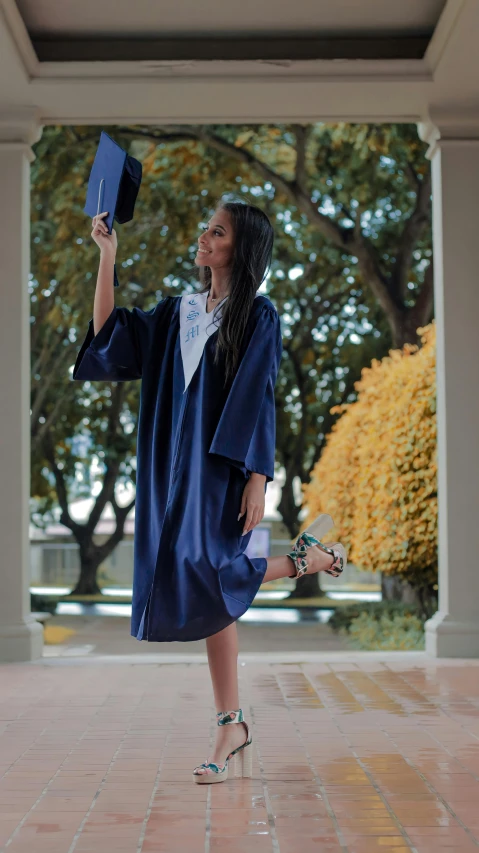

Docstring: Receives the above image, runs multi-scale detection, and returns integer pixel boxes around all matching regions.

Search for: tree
[302,324,437,612]
[116,122,434,601]
[30,127,195,594]
[117,123,433,348]
[30,123,432,595]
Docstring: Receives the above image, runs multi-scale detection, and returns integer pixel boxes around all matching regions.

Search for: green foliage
[30,593,57,614]
[329,600,425,633]
[345,611,425,651]
[329,601,425,651]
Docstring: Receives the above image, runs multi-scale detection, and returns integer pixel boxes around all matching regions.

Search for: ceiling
[16,0,447,37]
[0,0,478,133]
[15,0,448,61]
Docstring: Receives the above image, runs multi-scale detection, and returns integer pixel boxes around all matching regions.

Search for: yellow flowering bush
[302,323,437,591]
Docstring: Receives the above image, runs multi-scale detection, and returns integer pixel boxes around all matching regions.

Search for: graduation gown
[72,292,283,642]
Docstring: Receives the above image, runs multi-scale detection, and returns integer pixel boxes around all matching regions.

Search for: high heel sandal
[302,512,334,541]
[192,708,252,784]
[287,513,347,579]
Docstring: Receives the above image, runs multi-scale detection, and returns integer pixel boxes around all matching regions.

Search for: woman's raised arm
[90,211,118,336]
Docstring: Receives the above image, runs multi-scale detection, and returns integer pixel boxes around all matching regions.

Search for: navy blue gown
[72,292,283,642]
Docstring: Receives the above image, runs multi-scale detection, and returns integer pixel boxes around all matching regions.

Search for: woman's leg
[195,623,248,773]
[206,621,240,712]
[196,548,335,774]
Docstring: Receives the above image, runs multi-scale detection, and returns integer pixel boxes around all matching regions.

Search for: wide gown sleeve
[208,303,282,484]
[72,299,170,382]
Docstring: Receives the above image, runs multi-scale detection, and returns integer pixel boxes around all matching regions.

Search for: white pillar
[419,117,479,657]
[0,112,43,662]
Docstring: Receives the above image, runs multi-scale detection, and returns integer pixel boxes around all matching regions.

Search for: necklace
[208,290,228,302]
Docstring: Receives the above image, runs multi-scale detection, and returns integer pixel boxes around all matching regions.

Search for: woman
[73,199,346,785]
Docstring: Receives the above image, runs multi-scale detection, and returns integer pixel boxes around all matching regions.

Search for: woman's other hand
[238,473,267,535]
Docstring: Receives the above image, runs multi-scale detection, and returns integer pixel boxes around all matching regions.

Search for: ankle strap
[216,709,244,726]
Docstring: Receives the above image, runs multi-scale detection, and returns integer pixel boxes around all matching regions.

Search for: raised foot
[287,536,347,579]
[304,543,335,575]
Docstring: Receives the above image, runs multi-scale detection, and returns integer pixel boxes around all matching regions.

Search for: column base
[0,619,43,663]
[425,611,479,658]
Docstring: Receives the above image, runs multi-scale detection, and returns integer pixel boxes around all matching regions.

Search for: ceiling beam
[32,34,431,64]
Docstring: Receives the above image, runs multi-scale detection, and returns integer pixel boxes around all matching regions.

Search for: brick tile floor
[1,655,479,852]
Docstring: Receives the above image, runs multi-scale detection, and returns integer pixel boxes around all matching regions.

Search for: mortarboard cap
[84,131,142,287]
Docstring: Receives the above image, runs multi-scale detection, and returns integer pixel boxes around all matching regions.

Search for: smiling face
[194,208,235,272]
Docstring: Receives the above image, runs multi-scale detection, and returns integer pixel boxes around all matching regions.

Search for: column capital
[418,106,479,158]
[0,108,43,161]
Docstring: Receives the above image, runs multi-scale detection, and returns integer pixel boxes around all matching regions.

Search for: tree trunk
[276,472,300,539]
[381,574,419,605]
[381,574,437,620]
[291,571,322,599]
[69,558,102,596]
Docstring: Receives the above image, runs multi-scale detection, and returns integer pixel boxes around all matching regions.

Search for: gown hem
[131,556,268,643]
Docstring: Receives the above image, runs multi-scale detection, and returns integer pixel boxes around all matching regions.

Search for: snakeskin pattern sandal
[287,526,347,579]
[192,708,252,784]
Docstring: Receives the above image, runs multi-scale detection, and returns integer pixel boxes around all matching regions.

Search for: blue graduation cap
[84,131,142,287]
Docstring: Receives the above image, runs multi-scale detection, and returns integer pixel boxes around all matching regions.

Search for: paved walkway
[1,654,479,852]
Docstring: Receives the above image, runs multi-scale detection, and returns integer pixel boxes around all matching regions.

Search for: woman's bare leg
[196,547,335,774]
[206,622,240,712]
[195,623,248,773]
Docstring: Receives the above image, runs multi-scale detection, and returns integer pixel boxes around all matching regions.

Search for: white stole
[179,291,260,392]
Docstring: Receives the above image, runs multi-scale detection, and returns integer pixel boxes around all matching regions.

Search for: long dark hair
[198,200,274,387]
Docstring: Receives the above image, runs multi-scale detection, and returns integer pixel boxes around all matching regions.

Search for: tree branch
[293,124,309,191]
[32,390,72,452]
[116,124,348,246]
[411,258,434,327]
[85,383,126,534]
[42,431,79,535]
[113,124,426,345]
[392,169,432,302]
